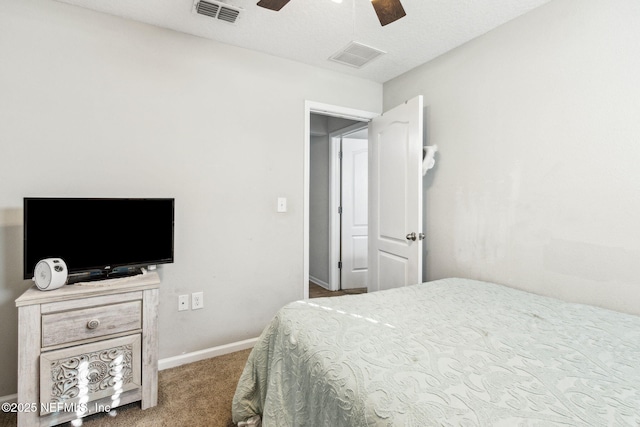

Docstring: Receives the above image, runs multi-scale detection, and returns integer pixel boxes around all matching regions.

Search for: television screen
[23,198,174,279]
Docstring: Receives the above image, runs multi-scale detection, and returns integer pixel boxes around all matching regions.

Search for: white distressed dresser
[15,272,160,427]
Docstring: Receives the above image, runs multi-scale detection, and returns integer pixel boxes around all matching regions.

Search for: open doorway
[305,101,378,299]
[305,97,426,299]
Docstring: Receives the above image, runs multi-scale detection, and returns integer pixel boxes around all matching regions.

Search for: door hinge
[338,261,342,269]
[338,206,342,214]
[338,151,343,159]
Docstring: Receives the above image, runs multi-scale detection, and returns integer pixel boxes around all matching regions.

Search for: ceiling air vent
[329,41,386,69]
[194,0,242,24]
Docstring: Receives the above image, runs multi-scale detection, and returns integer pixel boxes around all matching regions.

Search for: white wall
[310,129,330,286]
[0,0,381,396]
[385,0,640,314]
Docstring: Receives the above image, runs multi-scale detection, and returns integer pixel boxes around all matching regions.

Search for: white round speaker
[33,258,68,291]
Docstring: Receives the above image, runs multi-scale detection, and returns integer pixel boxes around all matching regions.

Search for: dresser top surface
[15,271,160,307]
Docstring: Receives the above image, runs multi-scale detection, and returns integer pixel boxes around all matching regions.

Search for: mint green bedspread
[232,278,640,426]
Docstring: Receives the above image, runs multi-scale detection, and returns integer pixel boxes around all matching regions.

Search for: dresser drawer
[42,300,142,348]
[40,334,142,415]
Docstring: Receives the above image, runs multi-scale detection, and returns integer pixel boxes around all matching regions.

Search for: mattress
[232,278,640,426]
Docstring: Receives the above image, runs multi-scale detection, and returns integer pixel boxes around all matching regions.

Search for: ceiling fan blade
[257,0,291,11]
[371,0,406,26]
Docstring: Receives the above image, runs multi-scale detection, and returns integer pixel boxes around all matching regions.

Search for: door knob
[406,232,417,241]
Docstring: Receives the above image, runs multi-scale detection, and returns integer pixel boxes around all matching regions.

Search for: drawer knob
[86,319,101,330]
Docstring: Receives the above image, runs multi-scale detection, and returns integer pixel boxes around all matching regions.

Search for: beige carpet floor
[0,348,251,427]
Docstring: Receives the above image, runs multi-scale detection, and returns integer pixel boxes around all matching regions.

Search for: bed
[232,278,640,426]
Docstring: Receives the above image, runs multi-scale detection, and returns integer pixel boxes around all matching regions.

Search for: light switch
[277,197,287,213]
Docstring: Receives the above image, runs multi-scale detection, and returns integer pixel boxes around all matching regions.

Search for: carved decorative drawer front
[39,334,142,415]
[41,300,142,347]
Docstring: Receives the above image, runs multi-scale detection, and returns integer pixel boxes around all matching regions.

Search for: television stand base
[67,267,144,285]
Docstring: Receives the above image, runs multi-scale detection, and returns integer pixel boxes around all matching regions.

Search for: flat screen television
[23,198,174,280]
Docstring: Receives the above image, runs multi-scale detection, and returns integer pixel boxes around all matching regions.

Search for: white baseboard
[158,337,258,371]
[0,393,17,404]
[309,275,330,290]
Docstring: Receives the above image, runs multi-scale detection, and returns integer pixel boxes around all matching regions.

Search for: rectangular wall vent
[329,41,386,69]
[194,0,242,24]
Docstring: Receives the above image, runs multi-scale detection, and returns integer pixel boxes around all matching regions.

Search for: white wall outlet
[178,294,189,311]
[277,197,287,213]
[192,292,204,310]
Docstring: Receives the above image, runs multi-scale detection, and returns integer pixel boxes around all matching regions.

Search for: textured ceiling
[56,0,552,83]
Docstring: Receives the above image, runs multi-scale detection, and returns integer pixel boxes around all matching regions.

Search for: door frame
[329,123,369,291]
[304,101,378,299]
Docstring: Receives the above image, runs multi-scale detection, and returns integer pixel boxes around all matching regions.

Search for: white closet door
[341,138,368,289]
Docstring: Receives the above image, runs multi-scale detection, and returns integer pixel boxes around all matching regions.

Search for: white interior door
[341,138,368,289]
[368,96,423,292]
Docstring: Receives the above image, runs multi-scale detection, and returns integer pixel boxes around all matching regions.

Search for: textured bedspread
[232,278,640,426]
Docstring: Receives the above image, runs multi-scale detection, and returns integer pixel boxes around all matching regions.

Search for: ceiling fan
[256,0,406,26]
